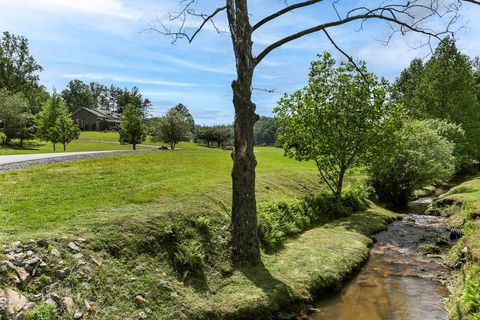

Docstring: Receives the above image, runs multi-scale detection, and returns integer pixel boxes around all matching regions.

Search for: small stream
[308,194,453,320]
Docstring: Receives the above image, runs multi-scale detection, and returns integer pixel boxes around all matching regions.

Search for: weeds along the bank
[426,177,480,320]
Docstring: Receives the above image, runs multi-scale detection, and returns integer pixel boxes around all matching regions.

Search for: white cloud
[61,73,199,87]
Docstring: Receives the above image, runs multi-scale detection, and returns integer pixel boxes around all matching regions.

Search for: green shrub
[174,240,205,276]
[195,216,211,234]
[0,131,6,145]
[258,187,368,249]
[461,267,480,315]
[25,302,56,320]
[368,120,456,206]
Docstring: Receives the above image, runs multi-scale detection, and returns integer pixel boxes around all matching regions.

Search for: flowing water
[308,196,452,320]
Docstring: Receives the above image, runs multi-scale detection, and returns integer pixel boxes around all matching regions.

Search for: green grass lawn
[0,146,383,319]
[80,131,204,149]
[0,139,147,155]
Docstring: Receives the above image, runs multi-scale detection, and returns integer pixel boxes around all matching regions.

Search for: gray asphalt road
[0,150,122,166]
[0,150,158,171]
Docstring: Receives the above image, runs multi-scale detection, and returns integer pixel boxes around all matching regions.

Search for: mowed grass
[0,147,333,241]
[0,138,147,155]
[80,131,203,149]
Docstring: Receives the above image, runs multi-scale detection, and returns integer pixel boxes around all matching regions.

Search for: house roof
[73,107,121,122]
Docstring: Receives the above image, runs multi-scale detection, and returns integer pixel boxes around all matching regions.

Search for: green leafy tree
[275,53,403,201]
[0,31,46,112]
[36,94,67,151]
[52,112,80,151]
[61,79,96,112]
[253,116,279,145]
[0,89,34,146]
[368,120,456,206]
[172,103,195,135]
[415,37,480,166]
[393,58,424,115]
[119,104,146,150]
[150,108,191,149]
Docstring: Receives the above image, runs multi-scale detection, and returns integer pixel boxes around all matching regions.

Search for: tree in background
[253,116,279,146]
[119,104,146,150]
[116,87,152,118]
[196,125,233,147]
[52,112,80,151]
[61,79,96,113]
[0,89,34,146]
[473,57,480,101]
[369,120,456,206]
[0,31,48,113]
[36,94,67,151]
[276,53,403,201]
[393,58,424,116]
[414,37,480,167]
[172,103,195,135]
[150,108,191,149]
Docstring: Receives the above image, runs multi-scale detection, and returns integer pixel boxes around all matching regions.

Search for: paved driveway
[0,150,122,166]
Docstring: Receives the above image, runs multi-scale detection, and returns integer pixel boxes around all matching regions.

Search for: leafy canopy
[275,52,403,198]
[119,104,146,150]
[150,108,192,149]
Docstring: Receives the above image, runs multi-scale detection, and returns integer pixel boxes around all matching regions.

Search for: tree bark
[335,168,346,202]
[228,0,261,268]
[63,143,66,152]
[133,142,136,150]
[53,143,56,151]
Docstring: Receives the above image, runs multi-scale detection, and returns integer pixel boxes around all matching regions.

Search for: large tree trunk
[228,0,261,268]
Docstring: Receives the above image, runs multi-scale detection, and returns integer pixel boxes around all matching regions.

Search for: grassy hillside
[0,147,394,319]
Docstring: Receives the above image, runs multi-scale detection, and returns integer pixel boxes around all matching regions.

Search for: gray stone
[4,260,15,270]
[37,239,49,247]
[55,269,67,280]
[24,257,40,266]
[4,288,29,314]
[63,297,74,313]
[158,280,172,290]
[73,253,84,260]
[0,265,8,274]
[23,302,36,312]
[45,298,57,309]
[50,249,61,257]
[67,242,80,252]
[73,311,83,319]
[50,293,62,305]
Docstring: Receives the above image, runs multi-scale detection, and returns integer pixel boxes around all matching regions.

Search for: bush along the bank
[258,185,368,249]
[368,119,456,207]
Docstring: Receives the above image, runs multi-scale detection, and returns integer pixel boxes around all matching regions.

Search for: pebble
[74,311,84,319]
[68,242,80,252]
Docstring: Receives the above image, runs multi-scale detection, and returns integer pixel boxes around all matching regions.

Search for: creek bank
[424,176,480,319]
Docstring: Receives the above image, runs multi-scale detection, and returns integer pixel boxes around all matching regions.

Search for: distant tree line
[61,80,152,117]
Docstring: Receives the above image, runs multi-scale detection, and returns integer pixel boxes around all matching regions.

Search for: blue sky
[0,0,479,124]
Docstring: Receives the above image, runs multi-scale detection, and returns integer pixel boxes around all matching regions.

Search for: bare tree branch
[252,0,325,31]
[463,0,480,4]
[254,11,453,66]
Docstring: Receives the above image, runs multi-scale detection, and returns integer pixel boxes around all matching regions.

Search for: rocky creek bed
[306,198,454,320]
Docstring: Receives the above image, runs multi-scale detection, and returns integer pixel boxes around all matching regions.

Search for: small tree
[119,104,146,150]
[52,111,80,151]
[275,53,402,201]
[0,90,34,146]
[36,94,66,151]
[151,109,191,149]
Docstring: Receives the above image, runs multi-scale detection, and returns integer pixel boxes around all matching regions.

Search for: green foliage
[36,94,71,151]
[171,103,195,133]
[24,302,56,320]
[195,125,233,147]
[369,119,455,206]
[119,104,146,150]
[393,58,425,114]
[461,267,480,316]
[258,185,368,249]
[174,240,205,276]
[412,37,480,167]
[0,31,46,112]
[253,116,279,146]
[52,111,80,151]
[150,108,192,149]
[0,89,34,145]
[417,243,441,255]
[275,52,403,199]
[61,79,96,112]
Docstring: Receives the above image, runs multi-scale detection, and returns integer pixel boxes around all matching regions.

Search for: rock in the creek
[68,242,81,252]
[3,288,29,314]
[74,311,84,319]
[73,253,84,260]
